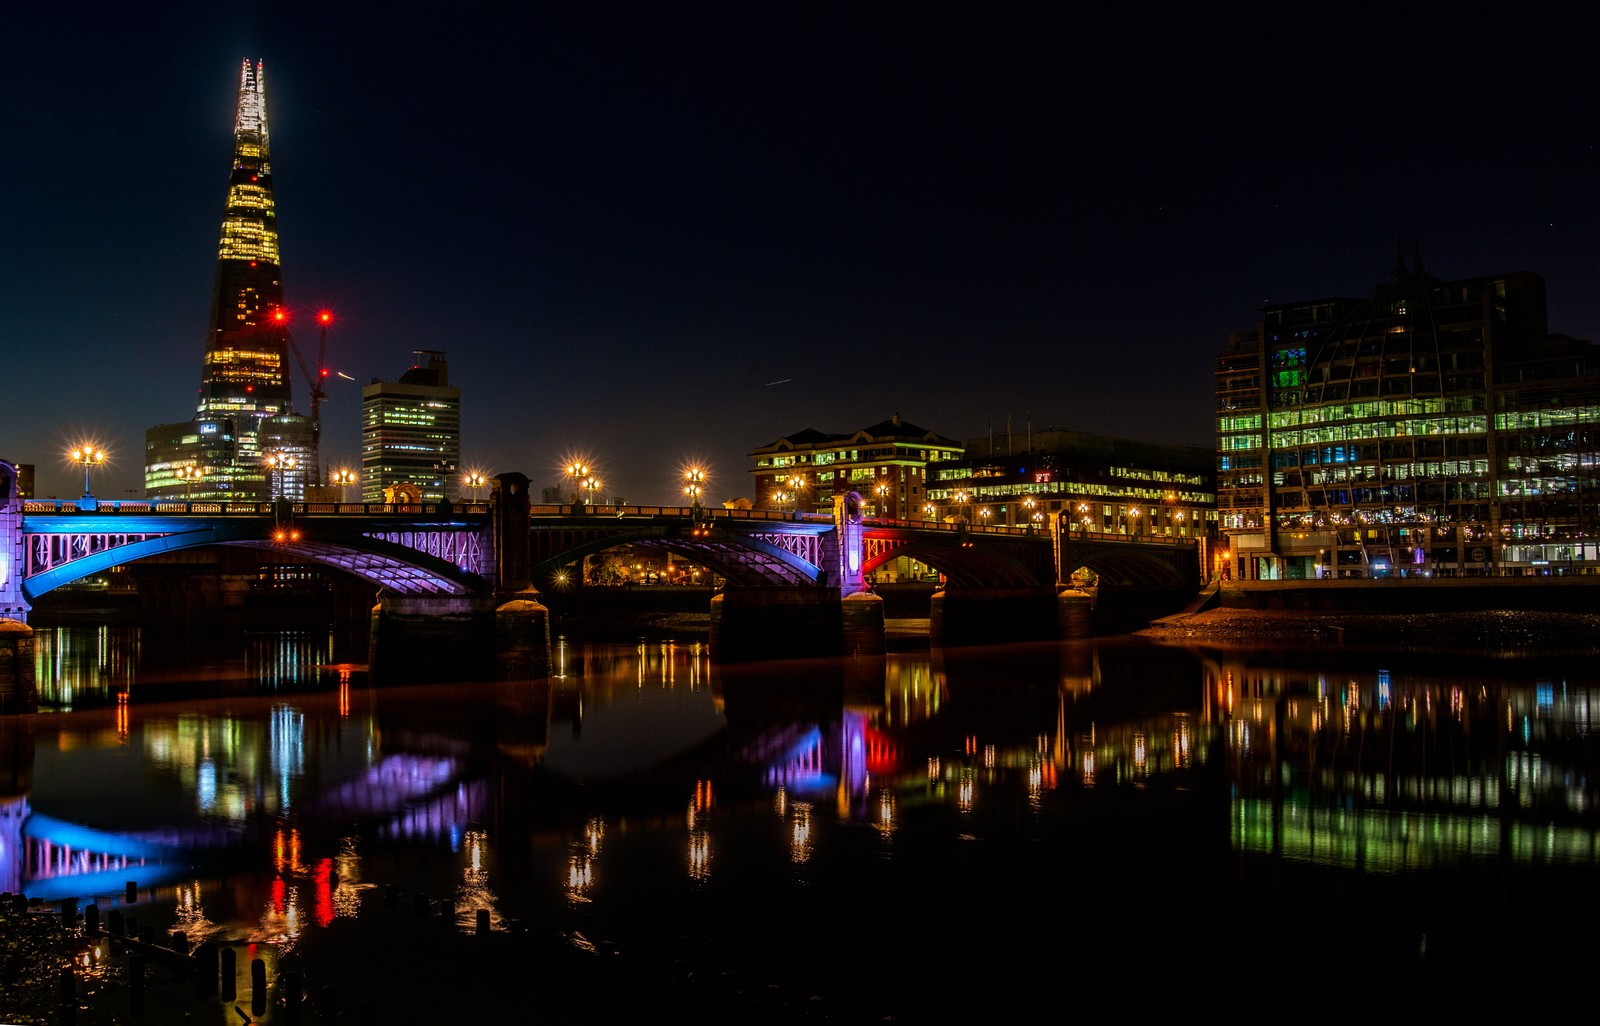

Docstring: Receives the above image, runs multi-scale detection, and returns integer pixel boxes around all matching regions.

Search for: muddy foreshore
[1135,605,1600,658]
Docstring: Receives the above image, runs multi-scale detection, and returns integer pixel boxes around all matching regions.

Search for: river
[3,619,1596,1022]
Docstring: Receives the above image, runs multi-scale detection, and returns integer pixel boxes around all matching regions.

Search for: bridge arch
[860,530,1054,588]
[20,521,485,602]
[529,523,824,587]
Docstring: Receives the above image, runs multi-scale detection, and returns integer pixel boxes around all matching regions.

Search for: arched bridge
[1,475,1201,624]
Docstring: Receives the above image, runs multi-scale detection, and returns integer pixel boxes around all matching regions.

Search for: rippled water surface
[6,624,1599,1021]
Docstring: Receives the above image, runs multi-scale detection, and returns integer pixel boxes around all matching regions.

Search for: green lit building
[360,350,461,504]
[1216,257,1600,579]
[928,430,1215,541]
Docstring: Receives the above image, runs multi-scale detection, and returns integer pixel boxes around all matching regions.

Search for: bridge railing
[22,500,495,516]
[534,504,835,525]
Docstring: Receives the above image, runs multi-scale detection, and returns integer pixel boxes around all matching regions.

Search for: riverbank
[1136,605,1600,656]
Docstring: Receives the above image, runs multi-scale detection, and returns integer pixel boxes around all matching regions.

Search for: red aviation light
[317,310,333,326]
[272,308,288,324]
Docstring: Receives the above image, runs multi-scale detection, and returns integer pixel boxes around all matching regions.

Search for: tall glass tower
[146,60,312,501]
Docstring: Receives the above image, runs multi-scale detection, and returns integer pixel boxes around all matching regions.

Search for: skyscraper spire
[199,59,290,422]
[146,60,314,502]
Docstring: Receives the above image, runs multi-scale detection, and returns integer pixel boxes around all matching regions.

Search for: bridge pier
[368,594,498,684]
[0,620,36,714]
[495,593,551,680]
[929,586,1060,647]
[710,587,884,662]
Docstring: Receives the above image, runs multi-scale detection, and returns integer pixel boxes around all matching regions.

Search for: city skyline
[4,5,1598,503]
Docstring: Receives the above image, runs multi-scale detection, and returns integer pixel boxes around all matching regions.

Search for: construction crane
[276,308,335,429]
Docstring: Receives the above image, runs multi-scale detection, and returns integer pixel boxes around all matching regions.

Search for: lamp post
[175,464,205,501]
[684,467,707,511]
[70,445,107,502]
[465,470,487,503]
[583,475,602,506]
[332,467,357,504]
[565,461,591,505]
[875,481,891,517]
[953,490,970,524]
[265,452,298,500]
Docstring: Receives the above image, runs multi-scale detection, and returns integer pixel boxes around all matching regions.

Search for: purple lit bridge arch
[10,503,489,607]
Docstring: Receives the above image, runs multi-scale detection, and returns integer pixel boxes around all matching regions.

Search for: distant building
[144,60,316,501]
[929,430,1215,541]
[748,415,963,516]
[361,350,461,504]
[1216,256,1600,579]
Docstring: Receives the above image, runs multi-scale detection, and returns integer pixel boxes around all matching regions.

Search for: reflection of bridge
[1,471,1202,678]
[4,751,488,902]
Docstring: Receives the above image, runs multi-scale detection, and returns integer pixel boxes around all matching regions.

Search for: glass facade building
[360,351,461,505]
[1216,258,1600,579]
[145,60,304,501]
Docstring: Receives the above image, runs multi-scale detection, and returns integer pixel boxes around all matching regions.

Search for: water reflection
[6,629,1600,1018]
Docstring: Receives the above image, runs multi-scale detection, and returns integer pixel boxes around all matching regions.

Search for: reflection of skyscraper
[361,351,461,504]
[145,60,313,500]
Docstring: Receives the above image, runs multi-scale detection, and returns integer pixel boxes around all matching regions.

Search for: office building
[748,415,962,516]
[1216,256,1600,579]
[928,430,1216,540]
[145,60,313,501]
[361,351,461,504]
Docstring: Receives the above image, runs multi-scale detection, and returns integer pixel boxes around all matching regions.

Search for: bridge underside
[21,521,486,603]
[530,524,829,587]
[862,533,1054,588]
[1064,546,1196,587]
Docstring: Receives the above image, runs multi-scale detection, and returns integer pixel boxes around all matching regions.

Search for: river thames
[4,618,1598,1023]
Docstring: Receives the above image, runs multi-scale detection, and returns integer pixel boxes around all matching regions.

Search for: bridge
[1,469,1201,690]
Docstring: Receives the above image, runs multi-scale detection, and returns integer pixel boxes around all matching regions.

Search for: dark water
[5,623,1599,1021]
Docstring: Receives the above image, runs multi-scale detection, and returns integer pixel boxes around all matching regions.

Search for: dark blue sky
[4,4,1597,502]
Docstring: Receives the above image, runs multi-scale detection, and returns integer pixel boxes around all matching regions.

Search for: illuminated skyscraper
[146,60,311,500]
[361,351,461,504]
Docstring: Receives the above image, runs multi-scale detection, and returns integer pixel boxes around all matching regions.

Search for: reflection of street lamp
[684,467,707,509]
[332,467,357,504]
[265,452,298,500]
[70,445,107,501]
[175,464,205,500]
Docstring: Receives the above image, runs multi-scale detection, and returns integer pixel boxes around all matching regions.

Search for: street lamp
[70,445,107,501]
[684,466,707,510]
[332,467,357,504]
[771,488,792,511]
[583,475,602,505]
[175,464,205,501]
[565,461,591,504]
[464,470,487,503]
[875,481,891,516]
[265,452,298,500]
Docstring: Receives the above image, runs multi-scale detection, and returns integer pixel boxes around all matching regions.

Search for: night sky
[4,5,1597,504]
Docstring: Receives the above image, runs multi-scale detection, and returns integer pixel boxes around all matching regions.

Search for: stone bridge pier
[368,472,551,683]
[709,492,886,662]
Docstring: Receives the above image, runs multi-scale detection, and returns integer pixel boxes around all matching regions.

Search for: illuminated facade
[1216,257,1600,579]
[928,431,1215,539]
[360,351,461,504]
[145,60,300,501]
[747,415,962,516]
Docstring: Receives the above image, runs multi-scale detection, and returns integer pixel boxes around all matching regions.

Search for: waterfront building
[1216,256,1600,579]
[144,60,309,501]
[360,350,461,504]
[748,415,963,517]
[927,430,1216,541]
